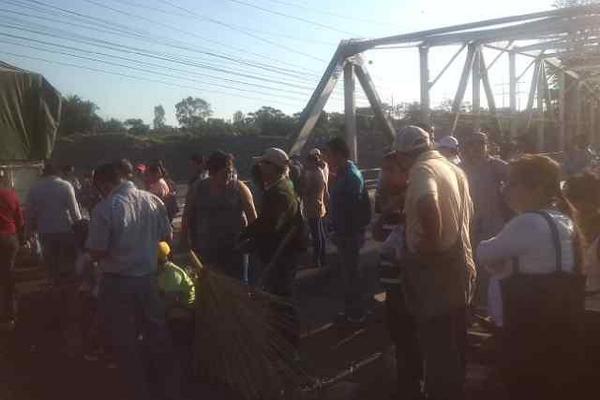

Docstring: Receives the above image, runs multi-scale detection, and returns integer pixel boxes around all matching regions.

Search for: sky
[0,0,556,126]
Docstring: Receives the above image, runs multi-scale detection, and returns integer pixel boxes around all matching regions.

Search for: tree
[99,118,126,131]
[175,97,212,128]
[246,106,296,137]
[59,95,102,136]
[124,118,150,135]
[232,110,244,124]
[153,105,166,129]
[206,118,234,135]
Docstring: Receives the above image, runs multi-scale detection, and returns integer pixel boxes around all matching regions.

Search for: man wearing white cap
[436,136,462,166]
[394,126,475,400]
[241,147,304,348]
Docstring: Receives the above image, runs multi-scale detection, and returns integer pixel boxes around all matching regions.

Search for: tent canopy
[0,61,61,161]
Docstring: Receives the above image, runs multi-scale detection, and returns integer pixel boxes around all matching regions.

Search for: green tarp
[0,62,61,161]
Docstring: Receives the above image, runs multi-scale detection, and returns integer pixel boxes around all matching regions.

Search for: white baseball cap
[309,148,321,157]
[253,147,290,168]
[436,135,459,151]
[393,125,432,154]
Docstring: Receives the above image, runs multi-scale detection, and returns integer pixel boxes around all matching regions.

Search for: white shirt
[86,181,172,277]
[477,210,576,325]
[26,176,82,234]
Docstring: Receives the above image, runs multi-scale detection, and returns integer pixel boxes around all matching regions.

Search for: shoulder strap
[532,211,562,272]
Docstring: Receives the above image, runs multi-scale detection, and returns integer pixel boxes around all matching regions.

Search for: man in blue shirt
[325,137,368,323]
[86,162,176,400]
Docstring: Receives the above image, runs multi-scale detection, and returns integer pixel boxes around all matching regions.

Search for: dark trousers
[263,253,299,349]
[335,234,365,319]
[385,285,423,399]
[417,308,467,400]
[308,217,326,267]
[39,232,76,283]
[99,274,179,400]
[0,234,18,320]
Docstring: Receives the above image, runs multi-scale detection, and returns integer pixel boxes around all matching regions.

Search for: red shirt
[0,188,23,236]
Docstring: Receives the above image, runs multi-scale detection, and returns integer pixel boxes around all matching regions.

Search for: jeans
[39,232,76,283]
[335,233,365,319]
[308,217,326,267]
[99,274,179,400]
[386,285,423,399]
[0,234,18,321]
[417,308,467,400]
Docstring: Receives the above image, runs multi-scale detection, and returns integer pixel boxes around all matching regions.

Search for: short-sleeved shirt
[404,150,475,271]
[26,176,82,234]
[86,181,171,277]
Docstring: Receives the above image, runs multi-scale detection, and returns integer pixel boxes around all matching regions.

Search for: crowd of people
[0,126,599,399]
[374,126,600,400]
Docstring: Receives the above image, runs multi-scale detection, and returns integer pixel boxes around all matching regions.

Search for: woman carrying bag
[476,154,586,400]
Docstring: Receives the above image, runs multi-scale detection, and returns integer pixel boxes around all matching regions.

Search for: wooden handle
[189,250,205,275]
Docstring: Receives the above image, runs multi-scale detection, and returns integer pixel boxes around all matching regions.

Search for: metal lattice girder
[352,56,396,142]
[291,5,600,156]
[290,44,346,155]
[350,5,600,53]
[344,62,358,162]
[515,36,600,52]
[350,6,600,52]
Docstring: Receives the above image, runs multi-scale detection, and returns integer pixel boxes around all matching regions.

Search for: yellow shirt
[404,150,475,274]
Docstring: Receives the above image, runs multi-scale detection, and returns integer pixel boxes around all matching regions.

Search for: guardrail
[361,168,381,191]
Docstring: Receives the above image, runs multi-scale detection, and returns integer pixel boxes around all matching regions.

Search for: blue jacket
[330,161,365,237]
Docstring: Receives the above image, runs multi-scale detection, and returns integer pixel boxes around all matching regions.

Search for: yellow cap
[158,241,171,261]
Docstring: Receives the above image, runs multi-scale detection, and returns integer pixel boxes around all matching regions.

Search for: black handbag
[501,211,585,393]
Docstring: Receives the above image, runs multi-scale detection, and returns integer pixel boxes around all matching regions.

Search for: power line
[82,0,327,63]
[221,0,355,35]
[1,5,322,80]
[255,0,397,27]
[0,17,365,103]
[2,1,366,107]
[0,16,318,87]
[111,0,335,46]
[0,38,310,102]
[155,0,330,58]
[16,0,321,74]
[0,49,303,108]
[0,33,316,96]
